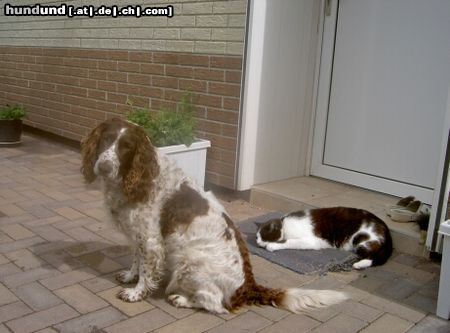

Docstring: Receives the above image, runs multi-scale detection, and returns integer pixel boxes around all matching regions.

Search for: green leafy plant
[126,93,196,147]
[0,104,26,120]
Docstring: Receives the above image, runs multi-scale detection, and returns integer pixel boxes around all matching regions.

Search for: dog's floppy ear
[122,127,160,204]
[81,122,106,183]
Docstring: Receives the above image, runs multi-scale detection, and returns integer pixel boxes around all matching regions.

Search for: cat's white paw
[266,243,280,252]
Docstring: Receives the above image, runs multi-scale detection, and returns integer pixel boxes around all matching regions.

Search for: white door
[312,0,450,203]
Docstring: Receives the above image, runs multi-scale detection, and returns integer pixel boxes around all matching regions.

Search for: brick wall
[0,47,242,188]
[0,1,248,189]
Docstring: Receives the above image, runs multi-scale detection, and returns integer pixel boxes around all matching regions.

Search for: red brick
[166,65,193,78]
[42,48,69,57]
[48,109,68,121]
[225,70,242,83]
[98,60,117,71]
[141,63,164,75]
[28,64,43,72]
[56,85,87,97]
[35,56,64,65]
[126,96,149,108]
[0,61,17,69]
[43,65,88,77]
[29,81,42,90]
[128,73,151,85]
[193,105,206,118]
[64,58,98,69]
[41,83,56,91]
[88,89,106,100]
[117,83,140,95]
[96,100,117,112]
[223,97,240,111]
[151,99,177,111]
[63,95,96,109]
[22,71,36,80]
[129,51,152,63]
[69,49,109,59]
[89,70,107,80]
[46,100,71,113]
[15,63,29,71]
[36,73,79,86]
[118,61,140,73]
[210,56,242,70]
[206,159,235,177]
[79,78,97,89]
[179,79,207,92]
[194,68,224,81]
[221,150,237,164]
[107,92,127,104]
[222,124,238,137]
[207,108,238,124]
[217,174,235,188]
[204,133,237,150]
[71,105,106,120]
[164,89,184,102]
[208,82,240,97]
[107,71,127,82]
[179,54,209,67]
[153,52,179,64]
[197,119,222,134]
[97,81,117,92]
[196,94,222,108]
[108,50,129,61]
[152,76,178,89]
[23,55,36,64]
[140,86,163,98]
[116,103,134,115]
[26,105,48,116]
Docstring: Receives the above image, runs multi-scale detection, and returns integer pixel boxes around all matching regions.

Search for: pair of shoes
[386,196,431,222]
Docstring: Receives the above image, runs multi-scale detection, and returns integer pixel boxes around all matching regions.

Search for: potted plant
[0,104,26,145]
[126,93,210,187]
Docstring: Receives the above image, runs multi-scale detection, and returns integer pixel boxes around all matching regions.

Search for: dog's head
[81,118,159,204]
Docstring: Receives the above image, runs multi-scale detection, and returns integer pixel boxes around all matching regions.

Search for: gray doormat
[238,212,359,275]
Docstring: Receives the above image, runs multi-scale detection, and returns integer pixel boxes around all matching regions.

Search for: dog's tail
[275,287,348,312]
[231,283,348,313]
[222,213,348,313]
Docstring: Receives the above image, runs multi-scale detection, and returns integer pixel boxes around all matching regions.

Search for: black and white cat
[255,207,393,270]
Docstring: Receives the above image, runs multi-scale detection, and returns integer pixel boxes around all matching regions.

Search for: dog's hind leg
[193,287,228,314]
[166,276,228,314]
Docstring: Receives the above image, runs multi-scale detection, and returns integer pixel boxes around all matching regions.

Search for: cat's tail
[233,284,348,313]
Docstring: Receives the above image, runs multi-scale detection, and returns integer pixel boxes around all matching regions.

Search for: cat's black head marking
[257,218,283,242]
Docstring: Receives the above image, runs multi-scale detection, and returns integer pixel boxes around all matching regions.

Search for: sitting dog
[80,118,347,314]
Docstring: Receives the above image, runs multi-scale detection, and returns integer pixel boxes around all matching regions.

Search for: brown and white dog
[80,118,347,314]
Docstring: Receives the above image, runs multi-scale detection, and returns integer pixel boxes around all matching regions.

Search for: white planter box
[157,139,211,187]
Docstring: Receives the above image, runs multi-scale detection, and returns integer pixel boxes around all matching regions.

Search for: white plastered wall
[237,0,320,190]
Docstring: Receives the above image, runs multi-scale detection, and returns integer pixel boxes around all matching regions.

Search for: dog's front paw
[116,270,138,284]
[266,243,280,252]
[117,288,146,302]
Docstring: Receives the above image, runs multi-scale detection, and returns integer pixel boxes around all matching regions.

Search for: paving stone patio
[0,134,449,333]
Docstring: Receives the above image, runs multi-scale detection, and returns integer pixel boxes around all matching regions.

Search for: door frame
[310,0,434,203]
